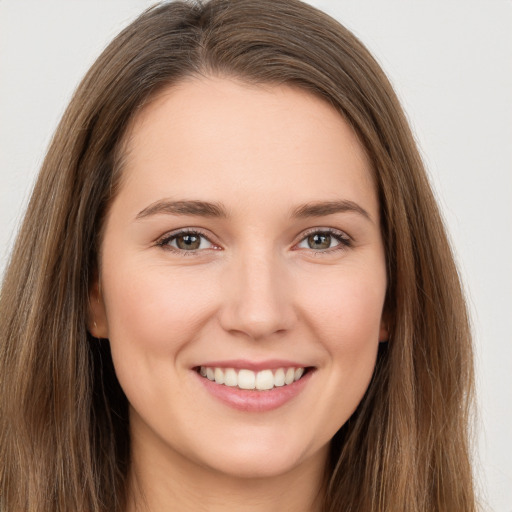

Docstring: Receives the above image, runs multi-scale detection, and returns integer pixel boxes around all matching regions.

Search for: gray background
[1,1,511,510]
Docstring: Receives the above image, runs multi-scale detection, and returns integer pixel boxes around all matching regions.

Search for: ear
[88,276,109,339]
[379,312,389,343]
[379,323,389,343]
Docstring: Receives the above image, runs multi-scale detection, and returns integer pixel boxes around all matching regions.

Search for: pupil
[177,234,200,250]
[308,233,331,250]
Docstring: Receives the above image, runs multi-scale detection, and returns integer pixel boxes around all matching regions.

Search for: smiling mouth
[195,366,313,391]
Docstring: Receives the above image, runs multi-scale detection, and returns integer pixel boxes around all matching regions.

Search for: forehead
[116,76,377,218]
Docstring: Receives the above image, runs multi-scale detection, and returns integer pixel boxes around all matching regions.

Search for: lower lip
[195,370,314,412]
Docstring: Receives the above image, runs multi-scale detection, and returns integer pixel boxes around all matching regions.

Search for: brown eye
[296,229,350,252]
[176,233,201,250]
[159,231,215,252]
[307,233,332,250]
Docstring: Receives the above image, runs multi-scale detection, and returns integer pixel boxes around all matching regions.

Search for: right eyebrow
[135,199,228,220]
[291,199,373,223]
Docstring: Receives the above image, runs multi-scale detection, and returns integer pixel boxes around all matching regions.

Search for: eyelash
[156,227,352,256]
[296,227,352,255]
[156,229,217,256]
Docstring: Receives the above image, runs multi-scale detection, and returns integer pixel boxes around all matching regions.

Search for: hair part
[0,1,476,510]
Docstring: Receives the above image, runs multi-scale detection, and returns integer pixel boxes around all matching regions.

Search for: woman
[0,0,477,510]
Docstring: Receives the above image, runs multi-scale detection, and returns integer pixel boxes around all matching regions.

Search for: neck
[125,427,328,512]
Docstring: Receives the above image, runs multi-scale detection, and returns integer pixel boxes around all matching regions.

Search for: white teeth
[214,367,225,385]
[284,367,295,385]
[224,368,237,387]
[255,369,274,390]
[198,366,308,390]
[238,369,256,390]
[274,368,285,387]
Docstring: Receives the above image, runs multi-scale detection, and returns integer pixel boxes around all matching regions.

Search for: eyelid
[154,226,353,255]
[293,227,353,253]
[298,226,351,241]
[155,228,221,253]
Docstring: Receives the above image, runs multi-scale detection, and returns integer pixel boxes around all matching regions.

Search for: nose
[218,250,297,340]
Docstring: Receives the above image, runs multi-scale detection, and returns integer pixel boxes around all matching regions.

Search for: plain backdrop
[1,1,511,510]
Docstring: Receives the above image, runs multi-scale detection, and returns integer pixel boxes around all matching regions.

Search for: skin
[89,76,388,512]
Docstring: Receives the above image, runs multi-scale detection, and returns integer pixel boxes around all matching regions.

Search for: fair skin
[89,76,388,512]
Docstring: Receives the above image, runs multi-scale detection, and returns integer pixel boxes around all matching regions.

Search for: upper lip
[194,359,311,371]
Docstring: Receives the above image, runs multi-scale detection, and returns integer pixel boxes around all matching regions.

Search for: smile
[198,366,306,391]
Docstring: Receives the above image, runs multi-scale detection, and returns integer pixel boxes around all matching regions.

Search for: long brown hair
[0,1,476,510]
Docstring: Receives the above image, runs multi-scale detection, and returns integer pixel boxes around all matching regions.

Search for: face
[90,77,388,481]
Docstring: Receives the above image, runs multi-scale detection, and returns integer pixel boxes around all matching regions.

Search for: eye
[157,230,217,253]
[296,229,351,252]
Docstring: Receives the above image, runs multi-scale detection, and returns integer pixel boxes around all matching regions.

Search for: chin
[191,431,325,480]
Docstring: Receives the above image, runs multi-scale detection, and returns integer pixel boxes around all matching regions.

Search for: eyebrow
[135,198,372,223]
[291,200,373,222]
[136,199,228,220]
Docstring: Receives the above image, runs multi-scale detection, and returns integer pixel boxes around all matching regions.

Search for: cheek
[104,262,217,339]
[100,263,218,389]
[301,263,385,335]
[298,264,385,379]
[284,265,386,447]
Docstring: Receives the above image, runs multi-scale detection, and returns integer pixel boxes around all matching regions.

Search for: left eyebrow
[291,200,373,223]
[135,199,228,220]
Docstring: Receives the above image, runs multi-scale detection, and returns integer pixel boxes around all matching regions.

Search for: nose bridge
[220,246,295,339]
